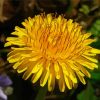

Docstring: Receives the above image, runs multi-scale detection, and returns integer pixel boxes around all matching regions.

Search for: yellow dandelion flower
[5,14,100,92]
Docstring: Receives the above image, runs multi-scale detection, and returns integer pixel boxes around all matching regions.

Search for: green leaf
[90,63,100,81]
[89,27,99,36]
[95,19,100,25]
[93,23,100,31]
[91,72,100,81]
[79,5,90,15]
[77,82,97,100]
[87,19,100,37]
[90,39,100,48]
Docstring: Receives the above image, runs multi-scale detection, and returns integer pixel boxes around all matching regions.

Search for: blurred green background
[0,0,100,100]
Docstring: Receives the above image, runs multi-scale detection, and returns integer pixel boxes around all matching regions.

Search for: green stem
[35,85,48,100]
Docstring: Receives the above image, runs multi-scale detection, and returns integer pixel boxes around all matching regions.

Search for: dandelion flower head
[5,14,100,92]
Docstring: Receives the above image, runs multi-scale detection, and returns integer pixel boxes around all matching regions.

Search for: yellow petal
[83,33,92,39]
[4,42,12,47]
[32,62,43,73]
[59,62,69,76]
[7,53,21,63]
[82,55,98,63]
[76,59,98,69]
[47,14,52,24]
[13,62,22,69]
[90,48,100,54]
[48,64,55,92]
[40,60,50,86]
[64,75,72,89]
[66,63,77,83]
[75,63,91,78]
[16,58,29,72]
[32,67,43,83]
[22,61,39,80]
[28,17,34,26]
[83,52,96,56]
[29,55,42,61]
[17,67,27,73]
[40,69,49,87]
[76,72,86,84]
[54,62,60,79]
[68,61,79,71]
[58,78,65,92]
[77,71,85,77]
[83,39,96,45]
[48,73,55,91]
[54,62,59,72]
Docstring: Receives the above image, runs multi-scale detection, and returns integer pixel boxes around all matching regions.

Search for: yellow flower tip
[88,74,91,78]
[48,87,53,92]
[5,13,99,92]
[94,64,98,69]
[91,48,100,54]
[60,86,65,92]
[4,42,11,47]
[82,81,86,85]
[86,72,91,78]
[40,82,45,87]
